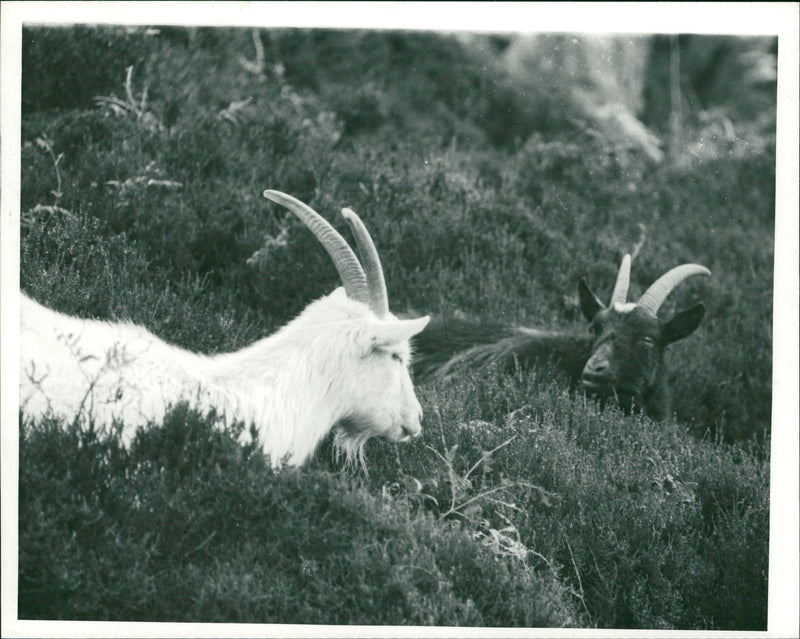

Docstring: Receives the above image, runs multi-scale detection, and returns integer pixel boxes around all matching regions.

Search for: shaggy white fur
[20,288,428,468]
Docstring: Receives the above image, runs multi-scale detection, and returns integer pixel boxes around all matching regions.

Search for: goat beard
[332,423,371,475]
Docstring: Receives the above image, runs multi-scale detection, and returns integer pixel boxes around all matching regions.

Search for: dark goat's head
[578,255,710,418]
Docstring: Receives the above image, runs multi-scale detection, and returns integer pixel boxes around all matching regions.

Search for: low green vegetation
[19,26,773,628]
[19,409,579,626]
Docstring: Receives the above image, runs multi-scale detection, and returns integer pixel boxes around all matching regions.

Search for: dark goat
[413,256,710,420]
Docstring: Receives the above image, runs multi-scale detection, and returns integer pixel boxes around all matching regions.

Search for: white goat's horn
[341,207,389,317]
[263,190,370,304]
[637,264,711,316]
[609,254,632,306]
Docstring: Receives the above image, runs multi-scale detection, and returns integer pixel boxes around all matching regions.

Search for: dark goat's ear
[663,302,705,344]
[578,278,605,321]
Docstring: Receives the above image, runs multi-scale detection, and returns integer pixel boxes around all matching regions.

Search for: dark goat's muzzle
[581,352,615,392]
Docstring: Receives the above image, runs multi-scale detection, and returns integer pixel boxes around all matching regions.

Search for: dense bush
[19,408,579,626]
[327,369,769,629]
[22,26,155,113]
[18,26,773,628]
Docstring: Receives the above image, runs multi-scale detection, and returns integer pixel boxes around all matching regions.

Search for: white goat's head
[263,190,429,468]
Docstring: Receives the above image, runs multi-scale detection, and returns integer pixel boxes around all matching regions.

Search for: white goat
[20,190,430,468]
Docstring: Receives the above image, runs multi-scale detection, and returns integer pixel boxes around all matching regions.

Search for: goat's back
[20,294,210,433]
[412,316,518,379]
[413,314,594,384]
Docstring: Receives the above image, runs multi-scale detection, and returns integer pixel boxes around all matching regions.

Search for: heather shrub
[22,26,155,113]
[339,369,769,629]
[19,408,580,626]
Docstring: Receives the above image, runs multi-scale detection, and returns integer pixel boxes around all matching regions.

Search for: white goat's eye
[391,352,403,364]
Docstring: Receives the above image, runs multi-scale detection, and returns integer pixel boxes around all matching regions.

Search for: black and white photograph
[2,2,798,637]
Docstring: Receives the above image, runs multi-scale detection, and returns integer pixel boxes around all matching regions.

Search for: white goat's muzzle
[405,400,424,439]
[400,419,422,441]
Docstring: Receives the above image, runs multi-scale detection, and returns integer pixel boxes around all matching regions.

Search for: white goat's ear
[370,316,430,348]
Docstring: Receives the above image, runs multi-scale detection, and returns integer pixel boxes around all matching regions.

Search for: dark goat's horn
[341,207,389,318]
[263,190,370,305]
[609,254,632,306]
[637,264,711,315]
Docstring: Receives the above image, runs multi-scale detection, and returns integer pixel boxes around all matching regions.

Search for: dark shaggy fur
[414,318,592,386]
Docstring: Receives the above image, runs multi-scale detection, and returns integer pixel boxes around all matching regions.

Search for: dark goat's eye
[641,336,656,348]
